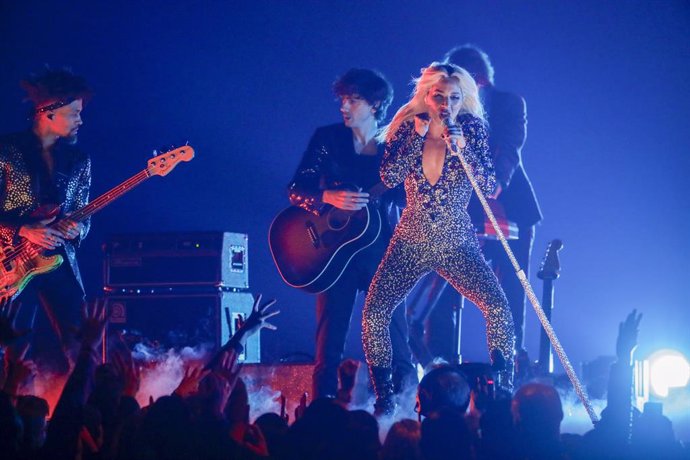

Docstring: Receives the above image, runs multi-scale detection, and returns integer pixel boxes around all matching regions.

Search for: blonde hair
[380,62,484,142]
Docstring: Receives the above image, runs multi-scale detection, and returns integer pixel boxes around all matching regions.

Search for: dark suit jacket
[468,86,542,228]
[287,123,403,235]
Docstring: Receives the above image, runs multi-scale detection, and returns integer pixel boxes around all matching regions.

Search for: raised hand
[336,358,359,404]
[616,309,643,365]
[173,364,210,398]
[78,299,108,350]
[294,392,308,421]
[112,343,141,398]
[280,394,289,424]
[414,112,431,137]
[443,123,467,151]
[214,350,240,387]
[205,294,279,372]
[2,343,37,396]
[338,359,359,391]
[234,294,279,345]
[214,364,236,414]
[0,298,28,347]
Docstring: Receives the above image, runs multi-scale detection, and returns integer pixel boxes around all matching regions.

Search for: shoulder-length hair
[380,62,484,142]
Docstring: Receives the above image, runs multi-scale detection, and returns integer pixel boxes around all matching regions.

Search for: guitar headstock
[537,239,563,281]
[147,146,195,177]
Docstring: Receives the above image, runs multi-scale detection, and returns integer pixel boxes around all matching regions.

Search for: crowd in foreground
[1,297,688,460]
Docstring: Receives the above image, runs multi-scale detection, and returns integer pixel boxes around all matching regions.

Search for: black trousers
[313,232,414,399]
[16,258,85,372]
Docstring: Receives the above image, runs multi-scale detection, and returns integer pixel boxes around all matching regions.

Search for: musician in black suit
[287,68,415,400]
[445,45,542,351]
[0,67,92,371]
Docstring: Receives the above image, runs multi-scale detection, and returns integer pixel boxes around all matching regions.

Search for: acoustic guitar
[0,146,194,299]
[269,183,390,293]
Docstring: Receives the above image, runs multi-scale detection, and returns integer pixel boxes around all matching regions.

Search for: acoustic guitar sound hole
[327,209,351,231]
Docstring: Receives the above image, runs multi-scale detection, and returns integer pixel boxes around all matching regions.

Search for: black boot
[393,362,418,394]
[369,366,395,416]
[490,349,515,394]
[497,362,515,394]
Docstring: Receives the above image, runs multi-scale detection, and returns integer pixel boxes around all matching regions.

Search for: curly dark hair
[20,66,91,111]
[332,68,393,122]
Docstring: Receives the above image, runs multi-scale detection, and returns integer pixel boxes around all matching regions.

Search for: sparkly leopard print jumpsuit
[362,114,515,369]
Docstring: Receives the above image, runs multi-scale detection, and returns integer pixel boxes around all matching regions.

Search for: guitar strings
[2,169,150,263]
[68,170,149,221]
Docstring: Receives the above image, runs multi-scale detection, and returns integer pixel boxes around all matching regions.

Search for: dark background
[1,0,689,374]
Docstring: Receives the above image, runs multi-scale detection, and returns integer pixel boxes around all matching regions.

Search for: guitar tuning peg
[152,149,158,157]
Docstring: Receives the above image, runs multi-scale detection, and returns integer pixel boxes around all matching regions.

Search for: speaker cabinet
[104,232,249,289]
[105,291,259,362]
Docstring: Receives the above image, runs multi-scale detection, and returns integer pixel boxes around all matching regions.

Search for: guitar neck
[68,169,151,223]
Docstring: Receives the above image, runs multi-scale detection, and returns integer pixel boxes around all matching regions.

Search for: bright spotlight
[648,350,690,398]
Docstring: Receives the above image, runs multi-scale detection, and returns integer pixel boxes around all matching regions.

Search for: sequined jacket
[288,123,402,235]
[0,130,91,286]
[381,114,495,243]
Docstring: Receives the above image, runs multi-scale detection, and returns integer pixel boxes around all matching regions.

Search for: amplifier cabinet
[103,231,248,289]
[105,291,259,362]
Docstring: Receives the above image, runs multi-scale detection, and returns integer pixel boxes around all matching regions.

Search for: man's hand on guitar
[323,189,369,211]
[54,218,83,240]
[18,217,65,250]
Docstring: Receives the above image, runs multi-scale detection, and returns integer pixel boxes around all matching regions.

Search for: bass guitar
[269,182,390,293]
[0,146,195,299]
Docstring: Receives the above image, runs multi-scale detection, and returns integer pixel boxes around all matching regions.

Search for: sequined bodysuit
[362,114,515,368]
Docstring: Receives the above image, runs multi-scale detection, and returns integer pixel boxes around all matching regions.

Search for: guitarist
[287,68,415,401]
[0,67,92,372]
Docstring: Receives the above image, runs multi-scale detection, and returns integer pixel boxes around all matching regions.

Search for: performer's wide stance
[362,63,515,414]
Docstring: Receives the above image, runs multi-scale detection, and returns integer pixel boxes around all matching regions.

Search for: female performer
[362,63,515,414]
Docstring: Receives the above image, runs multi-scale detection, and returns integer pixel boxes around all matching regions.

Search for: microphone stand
[442,121,599,425]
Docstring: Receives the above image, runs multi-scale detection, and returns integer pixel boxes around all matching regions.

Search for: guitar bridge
[306,222,320,248]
